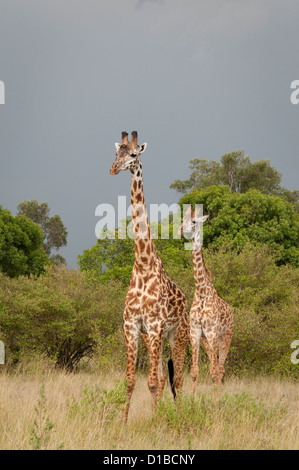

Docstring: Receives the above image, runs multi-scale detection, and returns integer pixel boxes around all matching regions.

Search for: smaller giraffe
[179,206,234,394]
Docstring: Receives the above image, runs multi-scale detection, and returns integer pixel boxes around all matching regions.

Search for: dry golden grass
[0,364,298,450]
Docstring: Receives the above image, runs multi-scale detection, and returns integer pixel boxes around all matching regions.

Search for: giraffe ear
[115,143,121,151]
[139,143,147,153]
[199,215,209,223]
[194,206,209,222]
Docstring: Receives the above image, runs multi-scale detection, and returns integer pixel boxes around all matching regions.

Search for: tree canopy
[179,186,299,266]
[17,200,68,263]
[170,151,299,210]
[0,206,50,277]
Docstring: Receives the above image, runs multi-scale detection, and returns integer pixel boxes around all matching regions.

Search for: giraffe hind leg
[218,326,233,383]
[208,338,221,385]
[201,337,212,362]
[171,317,189,397]
[190,325,202,396]
[144,332,166,401]
[147,332,164,415]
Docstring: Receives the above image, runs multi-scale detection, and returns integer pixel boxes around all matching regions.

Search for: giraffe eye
[131,153,137,158]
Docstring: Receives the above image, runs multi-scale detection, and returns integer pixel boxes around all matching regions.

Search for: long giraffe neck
[130,163,156,271]
[192,230,210,296]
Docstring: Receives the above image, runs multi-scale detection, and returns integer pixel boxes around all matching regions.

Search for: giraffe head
[178,206,209,241]
[110,131,147,175]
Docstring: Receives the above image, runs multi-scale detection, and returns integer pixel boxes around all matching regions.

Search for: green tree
[78,223,135,285]
[171,151,282,195]
[179,186,299,266]
[272,188,299,213]
[17,200,67,262]
[170,159,222,193]
[240,159,281,194]
[0,206,50,278]
[220,151,251,192]
[78,217,191,286]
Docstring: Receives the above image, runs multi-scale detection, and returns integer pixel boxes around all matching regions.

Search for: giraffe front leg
[123,320,140,422]
[147,331,163,415]
[190,322,202,396]
[143,332,165,398]
[169,313,189,398]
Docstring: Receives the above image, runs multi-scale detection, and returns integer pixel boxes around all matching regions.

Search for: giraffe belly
[139,311,178,337]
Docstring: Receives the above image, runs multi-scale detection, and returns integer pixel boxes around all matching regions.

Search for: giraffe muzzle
[110,165,119,175]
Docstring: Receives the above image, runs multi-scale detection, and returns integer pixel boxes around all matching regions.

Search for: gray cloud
[137,0,163,5]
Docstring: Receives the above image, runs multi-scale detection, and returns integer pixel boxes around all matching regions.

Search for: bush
[155,390,285,438]
[0,266,127,370]
[67,380,128,422]
[203,244,299,378]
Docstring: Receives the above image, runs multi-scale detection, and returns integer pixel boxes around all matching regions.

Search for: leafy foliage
[30,385,55,450]
[67,380,128,422]
[0,266,126,370]
[77,226,134,285]
[155,390,285,441]
[203,244,299,377]
[78,218,191,286]
[179,186,299,266]
[17,200,68,262]
[0,206,50,277]
[170,151,299,212]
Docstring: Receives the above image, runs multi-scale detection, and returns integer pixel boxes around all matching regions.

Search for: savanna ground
[0,363,298,450]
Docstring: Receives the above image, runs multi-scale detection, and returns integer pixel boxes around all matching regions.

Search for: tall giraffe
[110,131,189,420]
[179,206,234,394]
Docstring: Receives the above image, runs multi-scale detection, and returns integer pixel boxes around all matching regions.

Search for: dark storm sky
[0,0,298,267]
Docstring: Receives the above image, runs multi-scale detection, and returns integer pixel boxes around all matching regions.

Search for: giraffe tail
[168,359,176,400]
